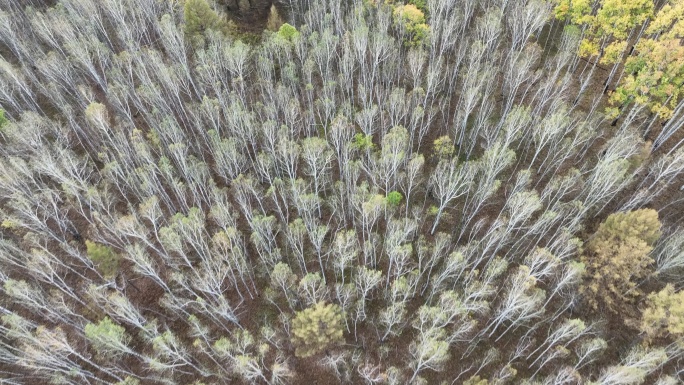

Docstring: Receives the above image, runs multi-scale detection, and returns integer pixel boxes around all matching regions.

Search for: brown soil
[220,0,277,33]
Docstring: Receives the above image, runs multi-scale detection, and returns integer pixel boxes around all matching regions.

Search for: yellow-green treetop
[609,38,684,119]
[645,0,684,37]
[555,0,594,24]
[291,302,345,358]
[85,240,120,278]
[594,0,654,40]
[555,0,684,119]
[580,209,662,313]
[433,135,456,159]
[608,1,684,119]
[393,4,430,46]
[594,208,661,244]
[641,284,684,341]
[556,0,654,56]
[84,317,131,358]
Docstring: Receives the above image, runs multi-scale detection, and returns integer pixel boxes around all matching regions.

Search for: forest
[1,0,684,384]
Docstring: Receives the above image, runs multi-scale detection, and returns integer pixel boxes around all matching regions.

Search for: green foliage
[352,133,375,150]
[291,302,345,357]
[270,262,297,306]
[0,109,7,129]
[433,136,455,158]
[554,0,684,119]
[214,329,256,356]
[184,0,230,48]
[580,209,662,312]
[277,23,299,41]
[85,102,108,127]
[408,0,428,14]
[409,328,450,379]
[595,0,654,40]
[386,191,403,207]
[85,240,120,278]
[600,41,628,65]
[611,38,684,119]
[271,262,297,288]
[556,0,653,42]
[84,317,130,357]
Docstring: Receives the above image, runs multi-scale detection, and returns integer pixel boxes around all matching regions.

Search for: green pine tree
[291,302,345,357]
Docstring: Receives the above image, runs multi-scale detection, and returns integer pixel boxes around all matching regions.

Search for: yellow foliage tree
[393,4,430,46]
[641,284,684,341]
[580,209,661,313]
[555,0,593,25]
[291,302,345,358]
[433,136,455,159]
[555,0,655,67]
[555,0,653,52]
[555,0,684,120]
[608,1,684,119]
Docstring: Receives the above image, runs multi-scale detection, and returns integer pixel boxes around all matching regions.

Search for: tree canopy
[291,302,345,358]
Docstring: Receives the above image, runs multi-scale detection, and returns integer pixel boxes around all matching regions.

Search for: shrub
[267,5,285,32]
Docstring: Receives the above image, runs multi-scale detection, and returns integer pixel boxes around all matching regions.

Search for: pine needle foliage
[85,241,120,278]
[291,302,344,358]
[184,0,229,48]
[581,209,662,312]
[641,284,684,341]
[84,317,131,358]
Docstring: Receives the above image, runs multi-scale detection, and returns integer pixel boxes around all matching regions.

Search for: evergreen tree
[184,0,229,48]
[581,209,662,312]
[291,302,345,358]
[641,284,684,341]
[84,317,131,359]
[85,241,120,279]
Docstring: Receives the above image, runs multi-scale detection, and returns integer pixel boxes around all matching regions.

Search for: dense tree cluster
[0,0,684,384]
